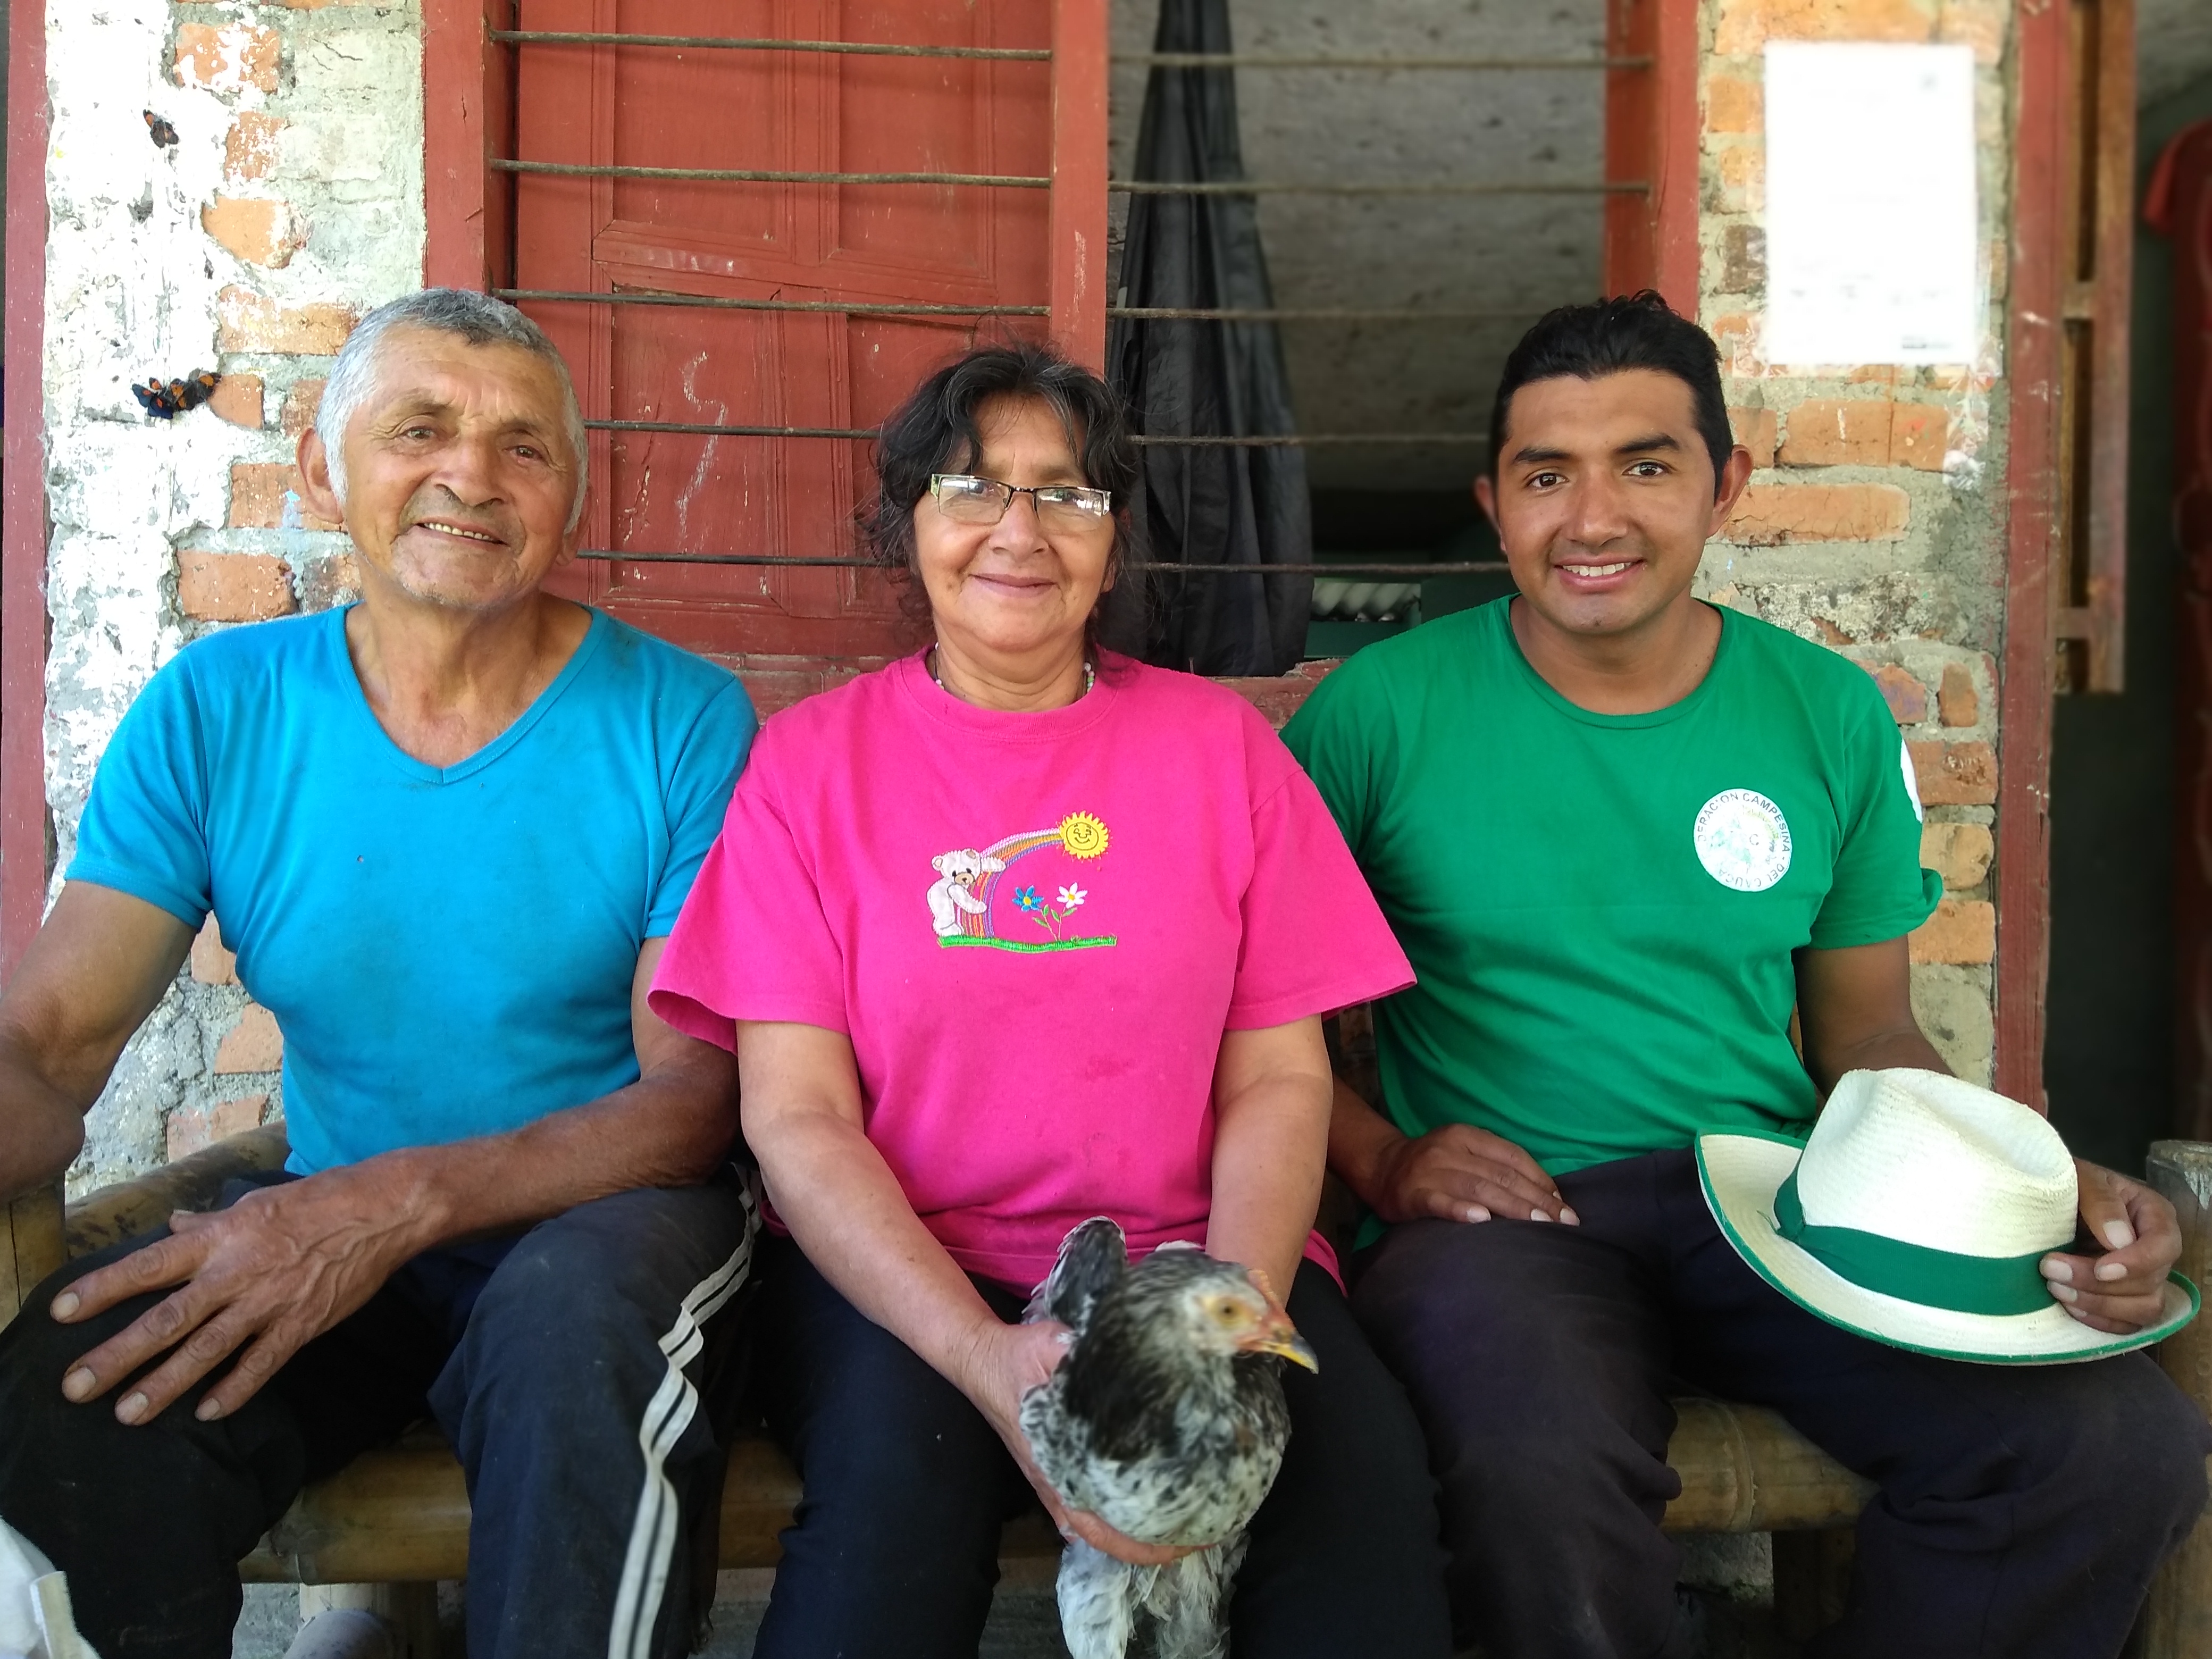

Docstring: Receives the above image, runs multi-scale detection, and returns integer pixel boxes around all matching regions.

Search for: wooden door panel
[514,0,1052,660]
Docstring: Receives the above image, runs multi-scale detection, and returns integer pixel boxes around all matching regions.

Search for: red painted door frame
[1996,1,2069,1107]
[2,0,50,976]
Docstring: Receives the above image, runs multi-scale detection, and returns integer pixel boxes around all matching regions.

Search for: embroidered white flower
[1056,884,1087,912]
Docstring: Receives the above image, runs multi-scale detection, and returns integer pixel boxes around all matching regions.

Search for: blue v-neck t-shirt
[69,605,757,1175]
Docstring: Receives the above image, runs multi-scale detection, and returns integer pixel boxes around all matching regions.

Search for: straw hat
[1697,1069,2198,1364]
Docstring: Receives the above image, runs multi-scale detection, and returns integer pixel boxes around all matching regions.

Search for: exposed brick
[1710,311,1763,377]
[1714,0,1936,57]
[224,112,284,182]
[1909,897,1996,966]
[1716,144,1764,214]
[1848,364,1899,386]
[203,195,300,269]
[1869,663,1927,724]
[281,376,326,439]
[1722,484,1911,544]
[216,286,354,355]
[166,1093,269,1162]
[1938,661,1980,727]
[296,555,363,613]
[173,22,280,94]
[1888,402,1950,471]
[1705,75,1762,135]
[1921,822,1993,889]
[1719,223,1767,295]
[214,1004,283,1074]
[1779,399,1893,467]
[228,463,339,533]
[1937,0,2007,64]
[205,372,263,430]
[1730,406,1777,467]
[179,549,297,622]
[1909,739,1998,806]
[190,917,238,985]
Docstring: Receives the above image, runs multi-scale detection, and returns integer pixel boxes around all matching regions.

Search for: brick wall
[1696,0,2013,1084]
[43,0,420,1194]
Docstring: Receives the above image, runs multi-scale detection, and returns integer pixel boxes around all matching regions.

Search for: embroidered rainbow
[941,814,1118,952]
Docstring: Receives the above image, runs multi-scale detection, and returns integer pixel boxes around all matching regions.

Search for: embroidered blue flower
[1014,886,1045,913]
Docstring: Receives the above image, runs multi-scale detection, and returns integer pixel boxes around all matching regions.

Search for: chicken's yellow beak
[1241,1308,1320,1372]
[1253,1330,1320,1372]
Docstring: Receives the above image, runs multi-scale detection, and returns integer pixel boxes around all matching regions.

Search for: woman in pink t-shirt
[651,345,1449,1658]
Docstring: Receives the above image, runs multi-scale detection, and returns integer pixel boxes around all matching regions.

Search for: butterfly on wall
[144,111,180,149]
[132,370,221,420]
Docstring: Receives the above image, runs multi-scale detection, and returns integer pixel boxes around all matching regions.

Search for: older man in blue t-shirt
[0,291,757,1659]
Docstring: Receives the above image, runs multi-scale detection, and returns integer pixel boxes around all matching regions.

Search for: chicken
[1019,1218,1319,1659]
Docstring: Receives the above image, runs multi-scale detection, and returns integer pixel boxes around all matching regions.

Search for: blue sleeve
[646,674,759,936]
[66,656,214,928]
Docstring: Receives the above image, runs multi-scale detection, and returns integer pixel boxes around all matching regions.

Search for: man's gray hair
[317,288,590,533]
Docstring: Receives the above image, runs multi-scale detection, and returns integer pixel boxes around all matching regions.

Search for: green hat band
[1772,1168,2057,1317]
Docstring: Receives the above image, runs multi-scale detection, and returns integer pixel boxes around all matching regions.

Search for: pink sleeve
[1226,756,1414,1032]
[648,756,851,1049]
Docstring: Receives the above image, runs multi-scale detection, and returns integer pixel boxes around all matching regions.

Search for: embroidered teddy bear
[927,848,1007,937]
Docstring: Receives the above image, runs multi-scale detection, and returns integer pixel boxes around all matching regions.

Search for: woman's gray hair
[316,289,590,533]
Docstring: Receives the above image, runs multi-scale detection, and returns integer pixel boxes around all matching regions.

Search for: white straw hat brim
[1698,1129,2198,1365]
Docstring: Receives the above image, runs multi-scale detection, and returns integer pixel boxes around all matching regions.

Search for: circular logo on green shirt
[1694,789,1794,892]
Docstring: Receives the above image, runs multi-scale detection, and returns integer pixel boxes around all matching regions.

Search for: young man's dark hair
[1486,290,1736,498]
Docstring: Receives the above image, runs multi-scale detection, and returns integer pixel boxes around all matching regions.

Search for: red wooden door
[511,2,1053,664]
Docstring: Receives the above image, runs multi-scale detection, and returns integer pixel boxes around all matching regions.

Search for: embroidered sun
[1058,812,1109,860]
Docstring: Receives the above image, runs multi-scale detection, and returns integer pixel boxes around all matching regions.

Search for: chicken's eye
[1208,1298,1249,1327]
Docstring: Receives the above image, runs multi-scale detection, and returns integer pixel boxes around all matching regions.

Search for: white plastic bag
[0,1522,99,1659]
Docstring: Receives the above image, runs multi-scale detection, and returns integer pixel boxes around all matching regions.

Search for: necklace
[929,648,1094,703]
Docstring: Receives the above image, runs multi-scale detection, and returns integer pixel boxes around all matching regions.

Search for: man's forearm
[1328,1073,1410,1212]
[1808,1028,1949,1096]
[350,1047,740,1257]
[0,1060,88,1201]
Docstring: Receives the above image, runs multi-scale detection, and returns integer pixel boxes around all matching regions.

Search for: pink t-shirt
[649,651,1413,1291]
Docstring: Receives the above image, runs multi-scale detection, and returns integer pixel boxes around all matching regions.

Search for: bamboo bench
[7,1128,2212,1655]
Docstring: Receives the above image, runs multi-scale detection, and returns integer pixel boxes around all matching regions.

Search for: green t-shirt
[1282,597,1941,1177]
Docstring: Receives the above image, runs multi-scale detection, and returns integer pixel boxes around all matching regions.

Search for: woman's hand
[957,1319,1194,1569]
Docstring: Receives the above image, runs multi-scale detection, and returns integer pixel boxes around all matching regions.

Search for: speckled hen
[1020,1218,1318,1659]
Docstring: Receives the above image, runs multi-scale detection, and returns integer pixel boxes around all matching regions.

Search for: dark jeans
[1350,1146,2212,1659]
[750,1236,1453,1659]
[0,1170,757,1659]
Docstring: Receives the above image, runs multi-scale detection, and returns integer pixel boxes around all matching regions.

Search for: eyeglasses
[929,473,1112,530]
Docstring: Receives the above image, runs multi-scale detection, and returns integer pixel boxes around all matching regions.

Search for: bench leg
[1771,1527,1853,1644]
[2143,1144,2212,1659]
[2,1181,65,1327]
[292,1585,442,1659]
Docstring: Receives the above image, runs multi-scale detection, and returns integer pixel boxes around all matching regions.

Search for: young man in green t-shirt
[1283,293,2210,1658]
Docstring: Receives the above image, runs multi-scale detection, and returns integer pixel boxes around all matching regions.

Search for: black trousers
[1350,1146,2212,1659]
[0,1172,757,1659]
[750,1237,1454,1659]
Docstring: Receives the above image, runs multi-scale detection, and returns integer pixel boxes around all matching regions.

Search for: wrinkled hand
[51,1164,423,1426]
[963,1319,1194,1569]
[1369,1124,1578,1226]
[2039,1160,2183,1335]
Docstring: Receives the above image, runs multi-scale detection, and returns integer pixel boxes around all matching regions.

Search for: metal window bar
[572,551,1507,576]
[492,160,1631,195]
[498,289,1540,324]
[581,420,1488,446]
[490,31,1052,60]
[488,31,1646,72]
[491,159,1051,189]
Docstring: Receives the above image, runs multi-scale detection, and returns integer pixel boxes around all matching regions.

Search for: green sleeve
[1280,660,1385,859]
[1806,675,1944,950]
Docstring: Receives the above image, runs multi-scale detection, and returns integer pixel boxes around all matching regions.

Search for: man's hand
[51,1161,427,1425]
[1368,1124,1578,1226]
[2039,1160,2184,1335]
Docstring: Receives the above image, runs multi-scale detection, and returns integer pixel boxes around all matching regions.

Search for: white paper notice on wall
[1763,42,1980,367]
